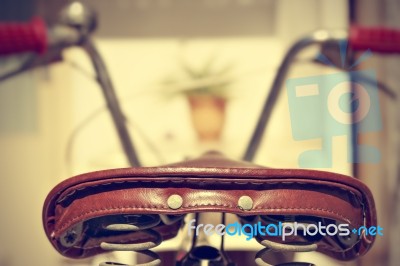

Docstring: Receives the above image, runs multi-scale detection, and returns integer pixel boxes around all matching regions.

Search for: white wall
[0,63,73,265]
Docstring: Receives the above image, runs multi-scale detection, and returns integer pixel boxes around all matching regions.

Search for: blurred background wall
[354,1,400,266]
[0,0,398,266]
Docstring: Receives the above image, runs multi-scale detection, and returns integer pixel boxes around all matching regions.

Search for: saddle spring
[99,214,183,266]
[239,215,318,266]
[98,213,322,266]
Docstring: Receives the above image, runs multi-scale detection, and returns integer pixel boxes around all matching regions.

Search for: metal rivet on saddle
[167,194,183,210]
[60,222,83,248]
[238,195,253,211]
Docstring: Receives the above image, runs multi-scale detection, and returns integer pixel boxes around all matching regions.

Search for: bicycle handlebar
[243,26,400,162]
[1,17,399,56]
[0,17,47,55]
[349,25,400,54]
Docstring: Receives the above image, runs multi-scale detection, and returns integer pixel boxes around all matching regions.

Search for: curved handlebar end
[349,25,400,54]
[0,17,48,56]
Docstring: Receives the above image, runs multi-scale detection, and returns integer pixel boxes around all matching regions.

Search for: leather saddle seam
[56,180,360,205]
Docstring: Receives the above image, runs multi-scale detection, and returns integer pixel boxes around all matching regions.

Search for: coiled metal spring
[254,215,318,266]
[98,213,321,266]
[99,214,163,266]
[254,238,317,266]
[98,214,185,266]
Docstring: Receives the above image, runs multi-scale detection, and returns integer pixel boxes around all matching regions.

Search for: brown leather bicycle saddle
[43,152,376,262]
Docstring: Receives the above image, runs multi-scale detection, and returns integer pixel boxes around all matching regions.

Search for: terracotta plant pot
[187,94,226,141]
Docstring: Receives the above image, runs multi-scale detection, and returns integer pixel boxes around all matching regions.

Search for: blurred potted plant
[164,58,234,141]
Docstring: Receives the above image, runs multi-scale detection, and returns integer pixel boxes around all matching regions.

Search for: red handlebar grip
[0,17,47,56]
[349,25,400,54]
